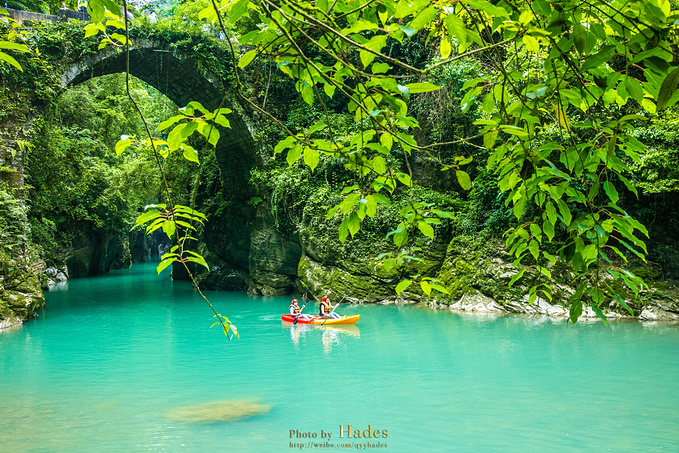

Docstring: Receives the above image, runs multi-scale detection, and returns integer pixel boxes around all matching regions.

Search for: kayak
[281,314,360,325]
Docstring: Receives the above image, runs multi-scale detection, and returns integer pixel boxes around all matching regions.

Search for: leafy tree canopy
[5,0,679,326]
[190,0,679,323]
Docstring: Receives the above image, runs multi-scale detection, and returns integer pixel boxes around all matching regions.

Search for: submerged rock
[166,399,271,424]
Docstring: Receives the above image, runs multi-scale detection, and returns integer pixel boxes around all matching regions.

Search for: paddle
[321,295,346,326]
[293,294,308,325]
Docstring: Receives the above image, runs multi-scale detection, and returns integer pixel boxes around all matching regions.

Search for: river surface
[1,263,678,452]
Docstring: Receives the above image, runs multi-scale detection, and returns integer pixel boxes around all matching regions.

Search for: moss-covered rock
[629,262,663,280]
[433,235,525,305]
[105,236,132,271]
[43,265,69,289]
[297,254,396,303]
[166,399,271,424]
[0,272,44,329]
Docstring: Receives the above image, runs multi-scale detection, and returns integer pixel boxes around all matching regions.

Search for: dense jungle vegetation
[2,0,679,329]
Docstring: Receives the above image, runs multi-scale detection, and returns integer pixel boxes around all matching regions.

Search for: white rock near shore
[449,291,505,313]
[44,266,69,288]
[447,291,569,317]
[639,307,679,321]
[444,292,647,320]
[506,296,569,317]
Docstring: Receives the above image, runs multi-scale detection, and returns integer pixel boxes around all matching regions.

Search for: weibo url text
[289,441,388,450]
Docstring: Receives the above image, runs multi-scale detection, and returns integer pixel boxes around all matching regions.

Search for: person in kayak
[290,299,312,320]
[319,295,340,319]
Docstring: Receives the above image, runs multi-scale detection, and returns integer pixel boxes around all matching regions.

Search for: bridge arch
[61,37,261,202]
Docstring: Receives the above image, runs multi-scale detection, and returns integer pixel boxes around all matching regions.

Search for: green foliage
[0,181,29,254]
[2,20,106,102]
[181,0,679,322]
[0,6,245,332]
[4,0,70,15]
[0,181,41,313]
[0,10,30,72]
[252,158,458,289]
[630,106,679,194]
[25,75,169,259]
[133,204,208,274]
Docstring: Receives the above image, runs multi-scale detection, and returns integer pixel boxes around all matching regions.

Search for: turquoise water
[1,264,679,452]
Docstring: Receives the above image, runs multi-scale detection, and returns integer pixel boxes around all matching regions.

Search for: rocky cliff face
[196,204,301,295]
[65,232,132,279]
[0,98,45,328]
[194,156,679,321]
[247,207,302,295]
[289,228,679,321]
[0,90,31,191]
[0,265,44,329]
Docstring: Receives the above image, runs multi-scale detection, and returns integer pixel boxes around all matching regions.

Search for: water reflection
[283,323,360,353]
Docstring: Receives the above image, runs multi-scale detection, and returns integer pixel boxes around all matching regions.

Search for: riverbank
[3,269,678,332]
[432,293,679,322]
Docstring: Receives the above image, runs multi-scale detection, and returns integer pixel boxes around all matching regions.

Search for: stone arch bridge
[2,10,259,200]
[62,39,258,201]
[1,18,301,294]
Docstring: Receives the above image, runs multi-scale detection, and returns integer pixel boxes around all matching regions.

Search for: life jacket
[290,304,300,314]
[320,302,334,316]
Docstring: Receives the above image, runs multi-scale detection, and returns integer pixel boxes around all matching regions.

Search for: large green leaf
[115,136,132,155]
[404,82,441,93]
[304,146,320,171]
[162,220,176,238]
[157,257,175,275]
[347,211,360,237]
[135,209,160,228]
[238,49,258,69]
[229,0,250,22]
[0,51,22,71]
[286,145,302,165]
[455,170,471,190]
[603,181,619,203]
[417,221,434,239]
[657,67,679,111]
[581,45,615,72]
[0,41,29,52]
[182,146,199,164]
[408,6,437,30]
[395,279,412,294]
